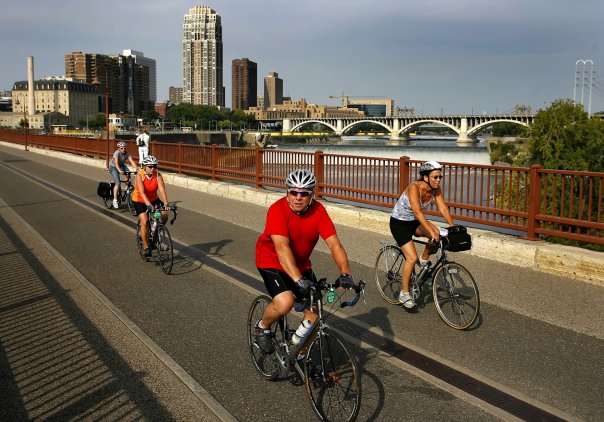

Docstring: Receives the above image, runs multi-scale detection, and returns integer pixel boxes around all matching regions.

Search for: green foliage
[85,113,107,129]
[490,122,529,137]
[165,104,256,130]
[489,142,517,164]
[141,110,159,124]
[520,99,604,172]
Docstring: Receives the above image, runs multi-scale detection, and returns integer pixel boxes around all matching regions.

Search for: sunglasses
[119,147,126,150]
[146,165,157,169]
[430,175,443,180]
[289,190,313,197]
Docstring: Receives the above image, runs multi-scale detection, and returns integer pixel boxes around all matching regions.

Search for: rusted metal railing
[1,130,601,245]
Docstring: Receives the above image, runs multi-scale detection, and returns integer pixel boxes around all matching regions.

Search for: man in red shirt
[254,169,354,353]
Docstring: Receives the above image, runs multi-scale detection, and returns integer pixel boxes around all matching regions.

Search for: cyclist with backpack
[108,141,137,209]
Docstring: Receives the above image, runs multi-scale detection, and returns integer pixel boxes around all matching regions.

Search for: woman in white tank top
[390,161,455,310]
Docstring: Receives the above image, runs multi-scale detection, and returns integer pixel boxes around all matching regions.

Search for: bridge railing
[1,130,601,245]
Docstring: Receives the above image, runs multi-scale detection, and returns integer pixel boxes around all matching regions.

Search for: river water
[269,136,491,165]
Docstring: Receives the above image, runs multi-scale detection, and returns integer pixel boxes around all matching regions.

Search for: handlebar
[296,278,366,312]
[147,203,178,225]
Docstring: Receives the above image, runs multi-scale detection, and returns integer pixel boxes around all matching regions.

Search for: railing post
[178,142,183,174]
[211,144,218,181]
[527,164,543,240]
[255,147,263,188]
[399,156,411,193]
[314,150,324,199]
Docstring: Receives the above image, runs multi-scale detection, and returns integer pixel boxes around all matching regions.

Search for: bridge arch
[398,120,460,136]
[341,120,392,134]
[467,119,530,137]
[290,120,338,133]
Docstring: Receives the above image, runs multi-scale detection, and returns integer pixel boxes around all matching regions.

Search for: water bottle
[291,320,313,345]
[417,260,432,281]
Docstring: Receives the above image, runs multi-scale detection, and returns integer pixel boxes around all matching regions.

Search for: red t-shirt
[255,197,337,271]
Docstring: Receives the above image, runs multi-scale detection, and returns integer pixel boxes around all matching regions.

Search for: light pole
[14,93,28,151]
[574,59,594,116]
[92,70,110,167]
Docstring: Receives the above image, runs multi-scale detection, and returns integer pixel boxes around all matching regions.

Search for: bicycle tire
[126,187,137,216]
[135,223,146,261]
[374,245,404,304]
[432,262,480,330]
[305,328,361,422]
[246,295,284,381]
[156,225,173,274]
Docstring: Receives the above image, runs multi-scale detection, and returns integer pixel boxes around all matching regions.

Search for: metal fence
[2,130,602,245]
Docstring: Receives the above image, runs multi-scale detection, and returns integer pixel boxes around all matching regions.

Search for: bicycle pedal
[402,305,419,314]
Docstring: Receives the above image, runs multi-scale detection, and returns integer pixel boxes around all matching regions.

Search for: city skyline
[1,0,603,115]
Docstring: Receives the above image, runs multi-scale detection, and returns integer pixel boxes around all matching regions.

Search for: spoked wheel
[374,245,405,304]
[135,223,147,261]
[156,226,173,274]
[432,262,480,330]
[247,295,286,380]
[126,188,137,216]
[305,329,361,422]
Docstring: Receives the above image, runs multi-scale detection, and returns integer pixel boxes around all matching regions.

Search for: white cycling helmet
[285,169,316,190]
[419,161,442,176]
[141,155,158,166]
[116,141,127,148]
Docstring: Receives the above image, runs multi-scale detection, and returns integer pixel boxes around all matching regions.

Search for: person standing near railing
[390,161,454,310]
[136,129,151,165]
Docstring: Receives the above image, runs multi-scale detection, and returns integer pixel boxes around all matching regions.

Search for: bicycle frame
[274,279,364,380]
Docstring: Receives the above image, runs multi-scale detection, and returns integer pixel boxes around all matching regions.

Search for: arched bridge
[279,114,534,144]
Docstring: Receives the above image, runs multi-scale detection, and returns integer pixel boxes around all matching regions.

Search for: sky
[1,0,603,115]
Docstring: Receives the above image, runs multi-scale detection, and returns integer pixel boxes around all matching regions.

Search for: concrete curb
[3,141,603,287]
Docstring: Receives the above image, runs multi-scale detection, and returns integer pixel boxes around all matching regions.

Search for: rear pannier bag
[97,181,114,199]
[443,225,472,252]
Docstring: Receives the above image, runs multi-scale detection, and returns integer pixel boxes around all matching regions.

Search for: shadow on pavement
[0,215,174,420]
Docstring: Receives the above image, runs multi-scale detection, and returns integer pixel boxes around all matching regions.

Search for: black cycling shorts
[390,217,421,247]
[257,267,317,301]
[133,198,164,216]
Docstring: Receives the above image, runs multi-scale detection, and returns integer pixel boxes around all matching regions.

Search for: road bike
[247,278,366,422]
[102,170,137,216]
[136,203,178,274]
[374,233,480,330]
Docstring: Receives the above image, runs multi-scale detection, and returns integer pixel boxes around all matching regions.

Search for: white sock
[419,258,428,266]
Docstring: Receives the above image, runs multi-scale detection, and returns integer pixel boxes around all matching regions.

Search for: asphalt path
[0,146,602,421]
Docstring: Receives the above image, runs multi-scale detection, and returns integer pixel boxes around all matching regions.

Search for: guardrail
[1,130,602,245]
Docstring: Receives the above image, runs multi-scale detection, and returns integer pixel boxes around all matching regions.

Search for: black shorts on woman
[390,217,421,247]
[133,198,164,216]
[257,267,317,301]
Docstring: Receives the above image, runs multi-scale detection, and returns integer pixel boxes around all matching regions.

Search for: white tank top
[391,182,433,221]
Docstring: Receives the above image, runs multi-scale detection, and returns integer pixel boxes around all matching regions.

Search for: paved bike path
[1,145,603,421]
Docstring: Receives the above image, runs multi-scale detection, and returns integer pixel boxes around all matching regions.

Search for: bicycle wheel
[156,225,173,274]
[432,262,480,330]
[305,328,361,422]
[126,187,137,216]
[135,223,147,260]
[247,295,285,381]
[374,245,404,304]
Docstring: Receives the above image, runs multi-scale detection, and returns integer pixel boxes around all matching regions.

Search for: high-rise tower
[264,72,283,110]
[232,58,257,110]
[182,6,224,107]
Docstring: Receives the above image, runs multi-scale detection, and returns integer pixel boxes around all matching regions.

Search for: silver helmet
[285,169,316,190]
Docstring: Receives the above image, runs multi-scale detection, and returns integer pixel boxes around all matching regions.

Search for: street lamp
[92,71,110,167]
[14,93,28,151]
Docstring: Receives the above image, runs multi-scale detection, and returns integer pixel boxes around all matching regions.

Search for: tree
[141,110,160,125]
[520,99,604,172]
